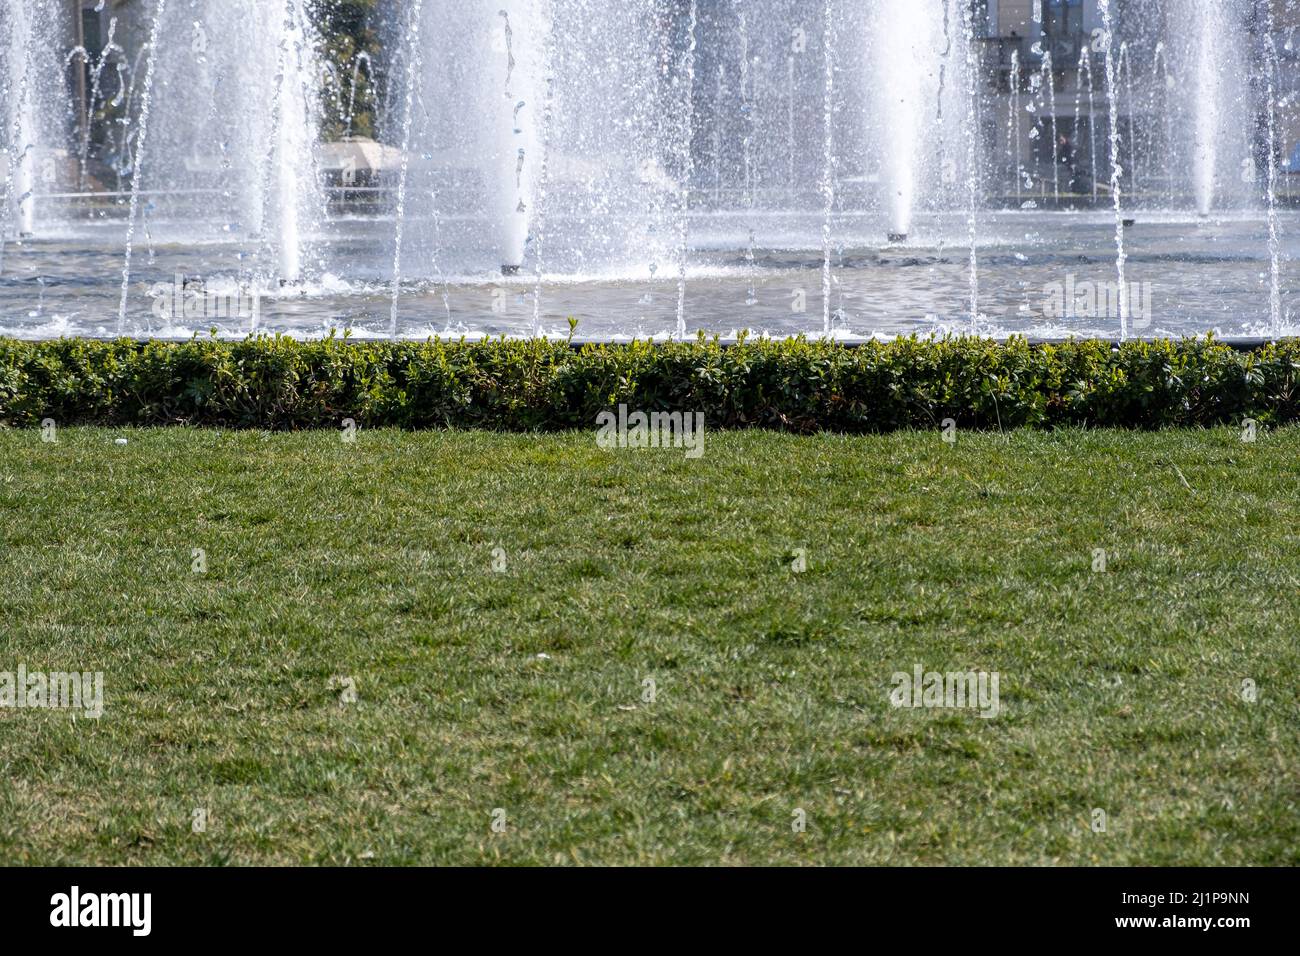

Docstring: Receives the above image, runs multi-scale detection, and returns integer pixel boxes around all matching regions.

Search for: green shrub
[0,335,1296,432]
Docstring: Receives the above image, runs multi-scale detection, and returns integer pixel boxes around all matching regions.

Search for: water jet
[1190,0,1226,218]
[2,2,59,243]
[870,0,948,245]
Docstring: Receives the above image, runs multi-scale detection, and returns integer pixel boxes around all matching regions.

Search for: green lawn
[0,426,1297,866]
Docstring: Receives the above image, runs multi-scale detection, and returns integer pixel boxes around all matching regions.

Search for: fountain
[395,0,552,279]
[819,0,834,334]
[675,1,700,338]
[1099,0,1129,340]
[870,0,947,243]
[1150,42,1176,208]
[1264,9,1283,336]
[117,0,168,330]
[1,1,61,242]
[489,3,550,273]
[1191,1,1226,216]
[388,0,425,333]
[8,25,37,239]
[873,0,935,243]
[0,0,1294,343]
[119,0,324,292]
[1010,48,1022,205]
[393,0,685,297]
[1175,0,1251,217]
[265,0,322,284]
[961,0,981,323]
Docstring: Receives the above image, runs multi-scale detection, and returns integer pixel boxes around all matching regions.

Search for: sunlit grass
[0,426,1296,865]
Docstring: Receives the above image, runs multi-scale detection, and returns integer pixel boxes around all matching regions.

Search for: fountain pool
[2,209,1296,341]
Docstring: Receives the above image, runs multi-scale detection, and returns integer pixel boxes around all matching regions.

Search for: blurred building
[980,0,1300,203]
[57,0,1300,205]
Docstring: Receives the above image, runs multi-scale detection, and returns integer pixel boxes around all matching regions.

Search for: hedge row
[0,335,1297,432]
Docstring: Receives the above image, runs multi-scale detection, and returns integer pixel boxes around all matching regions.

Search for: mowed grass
[0,426,1297,866]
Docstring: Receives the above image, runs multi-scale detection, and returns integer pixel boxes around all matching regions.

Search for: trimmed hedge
[0,335,1297,432]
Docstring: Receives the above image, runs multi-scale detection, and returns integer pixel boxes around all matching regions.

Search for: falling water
[79,18,124,191]
[713,64,724,204]
[532,47,556,337]
[738,5,752,206]
[1151,42,1175,207]
[268,0,319,284]
[0,94,29,267]
[1191,2,1226,216]
[388,0,425,337]
[820,0,834,335]
[64,44,91,185]
[873,0,945,241]
[117,0,168,332]
[963,0,980,322]
[1041,52,1059,204]
[1010,48,1021,205]
[1074,46,1098,202]
[786,47,796,190]
[1265,32,1283,337]
[2,3,45,243]
[113,48,147,193]
[344,51,373,138]
[1099,0,1128,340]
[392,0,675,285]
[1119,42,1137,196]
[12,66,37,239]
[491,3,549,272]
[110,0,325,301]
[676,1,699,340]
[0,0,1292,344]
[737,4,757,307]
[1084,47,1098,203]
